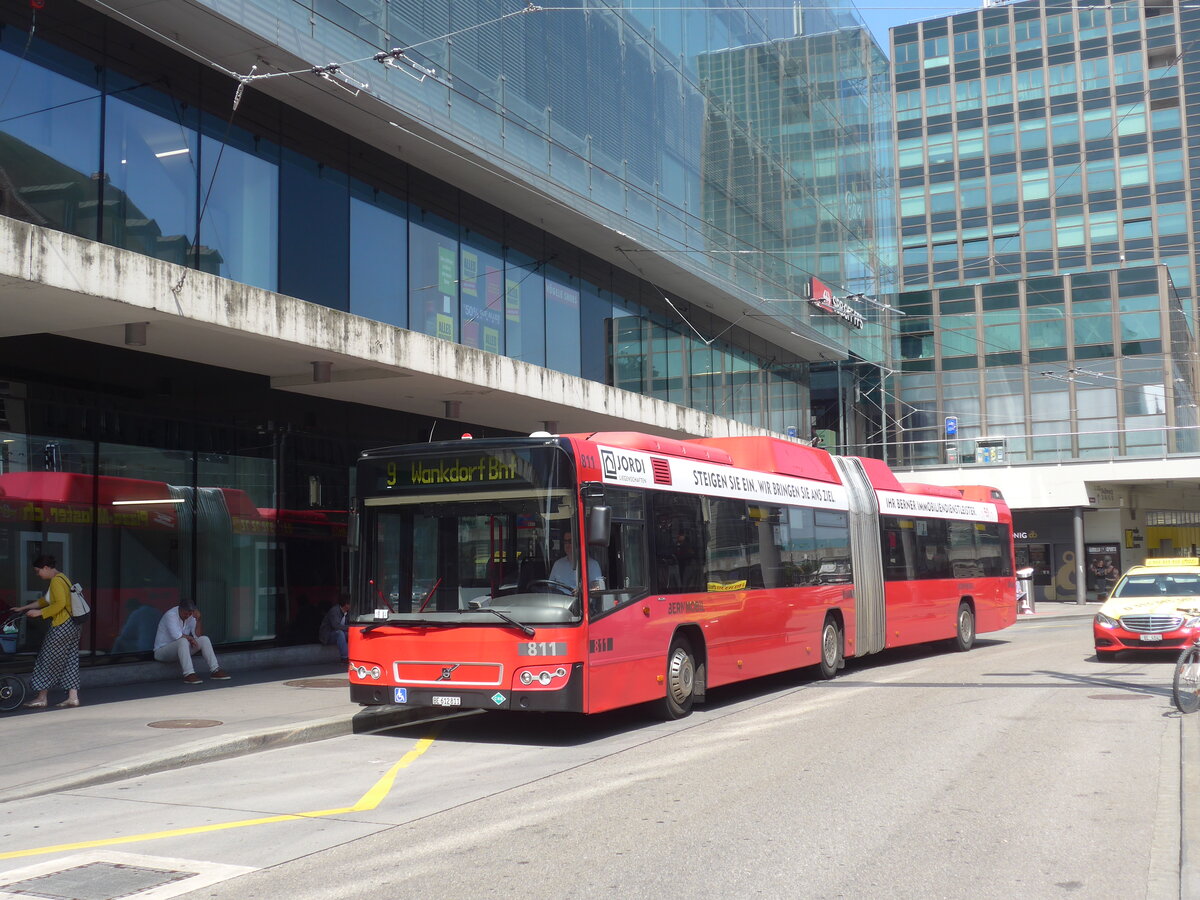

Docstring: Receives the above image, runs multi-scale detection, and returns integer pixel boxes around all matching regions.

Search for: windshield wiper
[360,618,459,634]
[360,611,535,636]
[475,607,536,636]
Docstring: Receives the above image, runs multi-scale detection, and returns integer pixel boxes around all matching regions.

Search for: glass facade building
[0,0,892,668]
[891,0,1199,468]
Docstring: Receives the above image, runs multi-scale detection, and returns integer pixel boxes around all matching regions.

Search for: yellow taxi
[1094,558,1200,661]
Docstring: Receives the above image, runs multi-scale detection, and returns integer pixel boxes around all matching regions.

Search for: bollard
[1016,568,1035,615]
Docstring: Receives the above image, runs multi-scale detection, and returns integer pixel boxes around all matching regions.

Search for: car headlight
[1185,616,1200,629]
[1095,613,1118,629]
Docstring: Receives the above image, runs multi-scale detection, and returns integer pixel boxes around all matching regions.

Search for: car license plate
[432,695,461,706]
[1140,633,1163,642]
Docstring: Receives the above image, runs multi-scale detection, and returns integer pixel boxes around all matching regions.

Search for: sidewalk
[1014,600,1101,620]
[1,659,427,803]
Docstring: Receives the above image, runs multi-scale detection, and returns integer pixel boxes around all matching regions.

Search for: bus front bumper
[351,662,584,712]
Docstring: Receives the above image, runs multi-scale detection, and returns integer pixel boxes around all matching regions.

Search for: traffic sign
[945,416,958,436]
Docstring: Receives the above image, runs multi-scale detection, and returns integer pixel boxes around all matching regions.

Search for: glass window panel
[956,79,981,111]
[544,267,582,377]
[1081,58,1109,91]
[1074,316,1112,344]
[200,131,278,291]
[278,150,348,309]
[505,248,546,366]
[1021,170,1049,200]
[986,74,1012,106]
[350,192,407,328]
[1120,311,1160,342]
[1116,104,1147,136]
[1017,69,1044,100]
[0,47,102,241]
[103,96,197,266]
[409,210,459,341]
[461,232,505,355]
[1049,63,1077,95]
[1015,18,1041,50]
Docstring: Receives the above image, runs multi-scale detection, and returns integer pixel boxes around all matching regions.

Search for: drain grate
[2,861,195,899]
[283,677,348,689]
[146,719,222,729]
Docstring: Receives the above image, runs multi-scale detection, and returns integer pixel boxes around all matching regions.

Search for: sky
[852,0,977,51]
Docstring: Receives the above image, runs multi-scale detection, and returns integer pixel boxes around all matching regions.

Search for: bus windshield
[358,443,584,625]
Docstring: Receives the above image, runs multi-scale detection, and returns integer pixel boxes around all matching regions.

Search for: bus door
[583,489,662,713]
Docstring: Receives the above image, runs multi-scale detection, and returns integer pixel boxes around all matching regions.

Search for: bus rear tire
[953,602,975,652]
[659,636,696,720]
[817,616,843,680]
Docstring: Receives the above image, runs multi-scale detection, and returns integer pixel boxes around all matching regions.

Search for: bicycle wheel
[1172,644,1200,714]
[0,674,25,712]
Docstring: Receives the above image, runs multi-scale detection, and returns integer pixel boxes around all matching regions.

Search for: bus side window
[586,487,648,617]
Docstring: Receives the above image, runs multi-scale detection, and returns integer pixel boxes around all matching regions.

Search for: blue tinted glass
[409,209,458,341]
[0,46,101,241]
[103,95,198,265]
[279,150,348,309]
[200,128,278,291]
[461,231,504,355]
[350,192,407,328]
[544,265,582,376]
[505,249,545,366]
[580,281,612,383]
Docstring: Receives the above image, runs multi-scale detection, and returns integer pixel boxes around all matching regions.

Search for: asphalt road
[0,617,1189,900]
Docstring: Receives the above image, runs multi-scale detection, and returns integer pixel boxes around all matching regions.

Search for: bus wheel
[660,636,696,719]
[817,616,843,680]
[954,602,975,652]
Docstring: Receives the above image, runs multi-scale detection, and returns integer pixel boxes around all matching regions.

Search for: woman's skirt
[30,618,82,691]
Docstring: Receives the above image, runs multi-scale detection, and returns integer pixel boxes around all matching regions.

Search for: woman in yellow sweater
[11,555,82,708]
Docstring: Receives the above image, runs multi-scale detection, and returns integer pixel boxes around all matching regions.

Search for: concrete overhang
[76,0,850,365]
[893,458,1200,512]
[0,216,773,440]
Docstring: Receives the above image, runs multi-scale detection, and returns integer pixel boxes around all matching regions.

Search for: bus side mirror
[587,505,611,548]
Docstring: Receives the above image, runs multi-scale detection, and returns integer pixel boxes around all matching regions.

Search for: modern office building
[888,0,1200,601]
[0,0,893,665]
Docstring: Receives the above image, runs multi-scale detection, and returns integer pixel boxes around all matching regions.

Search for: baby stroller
[0,611,27,711]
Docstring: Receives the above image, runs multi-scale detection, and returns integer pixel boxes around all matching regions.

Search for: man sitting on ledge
[153,601,231,685]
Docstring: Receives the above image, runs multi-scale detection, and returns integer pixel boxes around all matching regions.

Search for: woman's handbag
[56,574,91,618]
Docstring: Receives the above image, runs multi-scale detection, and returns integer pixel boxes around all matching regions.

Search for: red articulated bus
[348,432,1016,718]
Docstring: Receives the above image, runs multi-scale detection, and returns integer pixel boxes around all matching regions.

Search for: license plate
[1140,633,1163,642]
[431,695,461,706]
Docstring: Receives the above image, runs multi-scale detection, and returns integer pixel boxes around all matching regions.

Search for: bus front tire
[660,636,696,719]
[953,602,975,652]
[817,616,843,680]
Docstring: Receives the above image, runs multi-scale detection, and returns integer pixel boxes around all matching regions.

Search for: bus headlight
[355,665,382,680]
[517,666,568,688]
[1095,613,1118,629]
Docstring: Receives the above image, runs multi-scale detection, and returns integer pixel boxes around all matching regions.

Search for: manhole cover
[147,719,223,729]
[3,861,195,899]
[1088,694,1149,701]
[283,678,348,689]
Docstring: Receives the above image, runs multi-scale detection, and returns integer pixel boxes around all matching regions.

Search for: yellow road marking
[0,732,439,861]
